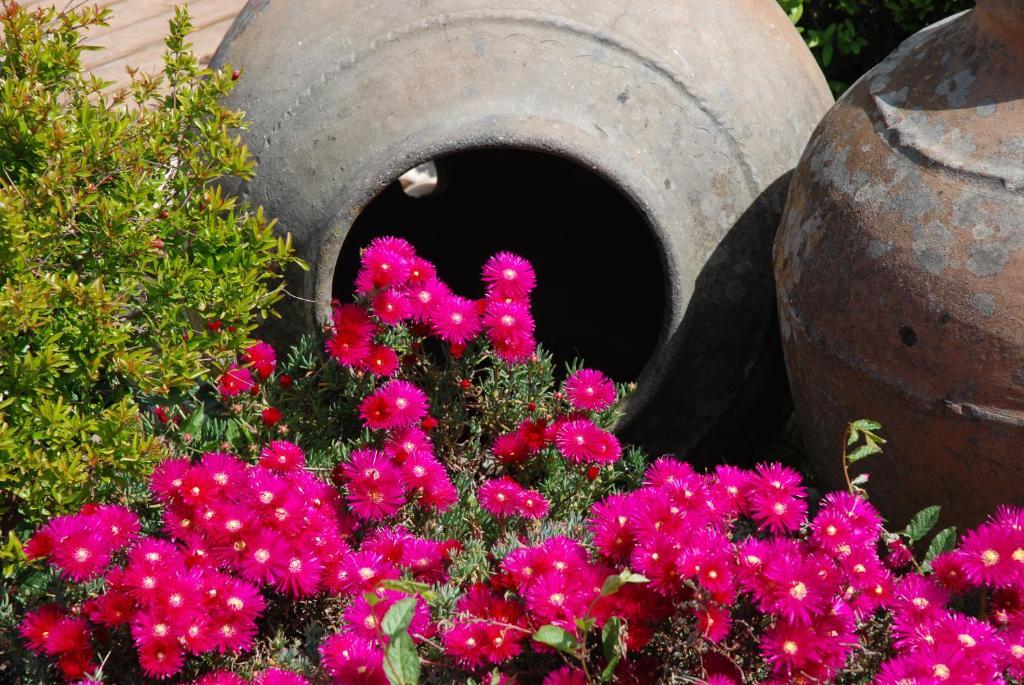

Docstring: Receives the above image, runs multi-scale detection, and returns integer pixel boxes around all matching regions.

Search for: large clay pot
[213,0,831,459]
[775,1,1024,528]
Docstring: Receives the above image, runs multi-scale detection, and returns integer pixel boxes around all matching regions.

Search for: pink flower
[483,299,535,362]
[589,493,639,562]
[372,288,412,325]
[481,251,536,300]
[358,380,429,430]
[554,419,622,464]
[275,550,323,597]
[958,522,1018,587]
[760,620,821,673]
[320,632,387,684]
[218,365,255,397]
[406,278,450,322]
[259,440,305,472]
[137,637,184,678]
[19,604,65,654]
[326,304,375,366]
[518,489,550,519]
[747,462,807,534]
[563,369,616,411]
[478,477,524,517]
[360,344,400,377]
[430,294,482,344]
[51,528,111,582]
[355,237,412,293]
[492,432,531,465]
[384,427,433,464]
[254,669,311,685]
[243,341,277,380]
[542,666,588,685]
[342,450,406,520]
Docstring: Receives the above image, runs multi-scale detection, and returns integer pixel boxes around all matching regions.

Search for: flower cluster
[478,476,550,519]
[328,236,537,367]
[488,367,622,470]
[20,447,357,679]
[23,235,1024,684]
[875,506,1024,683]
[218,341,278,397]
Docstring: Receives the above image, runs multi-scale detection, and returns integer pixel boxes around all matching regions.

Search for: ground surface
[22,0,246,90]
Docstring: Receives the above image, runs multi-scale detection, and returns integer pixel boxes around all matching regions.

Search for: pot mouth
[330,147,667,385]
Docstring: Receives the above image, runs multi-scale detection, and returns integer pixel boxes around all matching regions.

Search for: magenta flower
[481,251,536,300]
[429,294,482,344]
[554,418,622,464]
[259,440,305,472]
[218,365,255,397]
[563,368,616,412]
[243,341,277,380]
[355,237,412,293]
[478,477,524,517]
[358,380,429,430]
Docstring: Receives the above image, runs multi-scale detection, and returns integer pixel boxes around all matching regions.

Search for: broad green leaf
[363,591,383,607]
[846,440,881,464]
[179,406,204,438]
[382,598,418,638]
[851,419,882,432]
[601,616,623,663]
[532,624,580,655]
[904,506,941,543]
[923,527,957,568]
[383,632,420,685]
[601,617,625,682]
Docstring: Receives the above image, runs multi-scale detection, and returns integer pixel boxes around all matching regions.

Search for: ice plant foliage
[18,237,1024,684]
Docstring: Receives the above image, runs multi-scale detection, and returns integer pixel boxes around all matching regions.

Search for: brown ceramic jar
[776,1,1024,528]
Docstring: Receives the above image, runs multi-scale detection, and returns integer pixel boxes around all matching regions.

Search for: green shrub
[0,2,297,556]
[779,0,972,93]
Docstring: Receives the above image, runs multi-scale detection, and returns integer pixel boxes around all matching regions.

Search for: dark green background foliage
[779,0,973,93]
[0,3,297,558]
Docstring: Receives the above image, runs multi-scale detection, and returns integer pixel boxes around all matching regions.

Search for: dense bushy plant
[778,0,972,93]
[0,2,296,549]
[13,236,1024,684]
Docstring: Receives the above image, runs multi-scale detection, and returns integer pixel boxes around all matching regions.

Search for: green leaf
[601,617,625,682]
[575,616,596,632]
[383,632,420,685]
[923,527,957,568]
[904,505,941,543]
[851,419,882,432]
[846,440,881,464]
[601,569,649,596]
[382,598,418,638]
[601,617,622,663]
[380,578,437,600]
[179,406,204,437]
[532,624,580,655]
[363,591,383,607]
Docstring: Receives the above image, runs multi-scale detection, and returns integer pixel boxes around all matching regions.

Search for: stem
[841,425,855,495]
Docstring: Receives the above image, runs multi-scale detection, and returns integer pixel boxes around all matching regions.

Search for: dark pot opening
[332,148,665,382]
